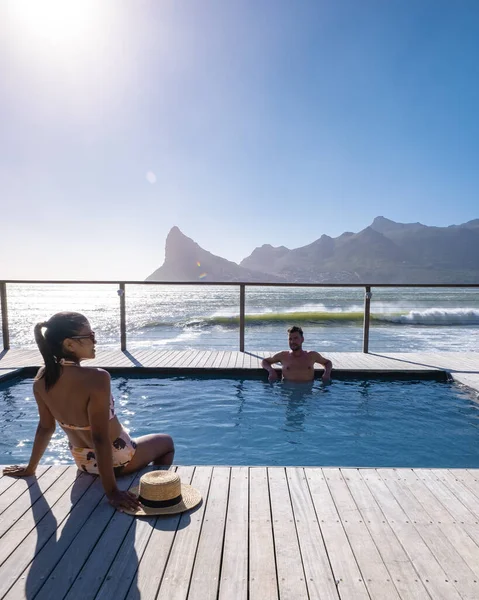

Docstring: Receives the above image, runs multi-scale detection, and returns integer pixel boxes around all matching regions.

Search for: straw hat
[123,470,202,516]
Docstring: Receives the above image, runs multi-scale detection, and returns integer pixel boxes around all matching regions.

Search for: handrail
[0,282,9,350]
[239,284,246,352]
[119,283,126,351]
[1,280,479,353]
[2,279,479,287]
[362,286,372,353]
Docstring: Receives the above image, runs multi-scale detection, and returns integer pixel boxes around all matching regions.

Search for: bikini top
[59,395,116,431]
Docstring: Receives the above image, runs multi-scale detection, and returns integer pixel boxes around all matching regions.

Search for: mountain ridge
[146,218,479,283]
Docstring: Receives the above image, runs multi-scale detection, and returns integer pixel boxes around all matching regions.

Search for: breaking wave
[377,308,479,326]
[137,308,479,329]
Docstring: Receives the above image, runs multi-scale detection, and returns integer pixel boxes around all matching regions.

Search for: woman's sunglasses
[69,331,96,342]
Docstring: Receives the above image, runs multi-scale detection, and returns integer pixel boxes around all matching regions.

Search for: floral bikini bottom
[69,429,137,475]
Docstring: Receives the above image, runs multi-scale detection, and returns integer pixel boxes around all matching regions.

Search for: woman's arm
[3,386,56,477]
[88,370,139,511]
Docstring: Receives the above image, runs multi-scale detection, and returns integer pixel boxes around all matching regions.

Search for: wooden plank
[235,352,245,369]
[305,468,370,600]
[415,469,478,524]
[211,350,225,368]
[0,477,17,496]
[96,466,194,600]
[187,466,230,600]
[0,466,65,537]
[226,351,239,369]
[124,348,152,364]
[160,351,188,368]
[0,469,98,599]
[36,345,453,372]
[250,353,264,368]
[156,466,213,600]
[0,466,76,568]
[187,351,209,369]
[286,468,339,599]
[124,466,196,600]
[178,350,202,369]
[360,469,463,600]
[194,351,214,369]
[89,349,127,367]
[147,350,179,367]
[154,351,183,368]
[218,466,248,600]
[138,350,171,368]
[249,467,278,600]
[324,468,401,600]
[62,469,147,600]
[268,467,309,600]
[34,470,138,600]
[378,469,479,583]
[0,466,50,511]
[174,350,197,368]
[200,351,217,369]
[130,349,169,367]
[452,469,479,498]
[219,351,232,369]
[167,351,194,368]
[0,350,39,368]
[342,468,431,599]
[431,469,479,519]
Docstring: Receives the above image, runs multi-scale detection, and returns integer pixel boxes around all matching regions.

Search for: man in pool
[261,326,332,383]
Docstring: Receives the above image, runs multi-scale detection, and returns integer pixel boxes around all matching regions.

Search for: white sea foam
[377,308,479,326]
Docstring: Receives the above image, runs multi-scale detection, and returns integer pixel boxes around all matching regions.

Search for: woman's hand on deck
[3,465,36,477]
[107,488,141,512]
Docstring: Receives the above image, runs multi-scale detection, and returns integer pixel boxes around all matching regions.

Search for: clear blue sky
[1,0,478,279]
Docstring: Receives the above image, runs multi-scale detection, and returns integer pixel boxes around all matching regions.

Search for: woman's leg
[120,433,174,475]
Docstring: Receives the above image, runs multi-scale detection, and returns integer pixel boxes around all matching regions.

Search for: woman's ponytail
[34,321,61,390]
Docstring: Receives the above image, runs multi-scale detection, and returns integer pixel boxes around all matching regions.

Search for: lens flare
[146,171,157,184]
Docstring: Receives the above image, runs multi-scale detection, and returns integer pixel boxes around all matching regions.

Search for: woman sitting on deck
[3,312,175,512]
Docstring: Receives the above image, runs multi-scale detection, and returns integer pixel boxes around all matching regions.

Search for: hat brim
[122,482,202,517]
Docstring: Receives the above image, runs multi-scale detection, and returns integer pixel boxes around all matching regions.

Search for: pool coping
[1,349,479,392]
[0,368,23,383]
[1,365,452,382]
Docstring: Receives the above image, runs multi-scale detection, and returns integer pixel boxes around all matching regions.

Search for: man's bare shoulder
[309,351,331,364]
[264,350,289,364]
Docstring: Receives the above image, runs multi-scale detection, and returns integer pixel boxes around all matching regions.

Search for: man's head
[287,325,304,351]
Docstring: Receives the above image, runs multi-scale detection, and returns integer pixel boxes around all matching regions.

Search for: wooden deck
[2,349,479,598]
[2,464,479,599]
[1,348,479,392]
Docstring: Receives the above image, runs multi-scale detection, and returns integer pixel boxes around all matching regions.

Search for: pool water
[1,376,479,468]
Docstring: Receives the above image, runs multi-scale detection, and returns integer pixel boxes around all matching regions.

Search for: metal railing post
[0,283,9,350]
[239,283,245,352]
[362,285,372,353]
[119,282,126,351]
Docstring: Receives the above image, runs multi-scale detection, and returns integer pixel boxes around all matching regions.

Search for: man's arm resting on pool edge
[313,352,333,382]
[261,352,284,382]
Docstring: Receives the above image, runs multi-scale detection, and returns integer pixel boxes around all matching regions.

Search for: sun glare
[7,0,101,47]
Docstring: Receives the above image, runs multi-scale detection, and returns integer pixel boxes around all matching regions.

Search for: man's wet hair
[288,325,303,336]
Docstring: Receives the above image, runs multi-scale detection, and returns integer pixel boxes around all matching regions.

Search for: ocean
[3,283,479,353]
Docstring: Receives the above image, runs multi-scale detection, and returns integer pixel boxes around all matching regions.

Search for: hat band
[139,493,182,508]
